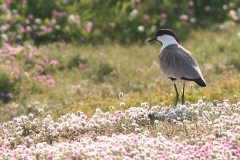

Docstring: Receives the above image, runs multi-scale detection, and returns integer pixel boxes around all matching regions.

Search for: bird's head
[148,29,179,45]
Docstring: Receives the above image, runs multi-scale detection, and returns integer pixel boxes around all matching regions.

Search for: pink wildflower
[19,26,25,33]
[5,65,12,70]
[6,60,10,64]
[6,0,12,4]
[40,26,47,31]
[6,93,13,99]
[34,52,39,57]
[49,19,57,26]
[24,72,29,77]
[75,14,80,19]
[1,54,9,58]
[46,74,52,79]
[9,56,16,61]
[46,79,55,87]
[50,60,59,67]
[41,61,46,66]
[109,22,116,28]
[133,138,138,143]
[78,62,86,68]
[4,43,11,50]
[46,27,53,33]
[25,19,30,24]
[17,45,24,52]
[39,48,44,52]
[72,151,80,157]
[231,14,239,21]
[189,0,194,7]
[143,14,151,20]
[25,53,32,62]
[86,21,93,33]
[27,44,34,50]
[32,25,37,30]
[37,65,44,72]
[47,154,53,160]
[52,10,57,15]
[29,14,34,19]
[11,67,19,77]
[41,75,47,80]
[180,14,189,20]
[1,3,7,11]
[57,42,64,47]
[137,67,143,72]
[43,57,49,63]
[57,12,67,17]
[161,13,167,18]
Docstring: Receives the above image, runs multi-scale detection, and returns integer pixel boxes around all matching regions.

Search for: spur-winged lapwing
[148,29,206,106]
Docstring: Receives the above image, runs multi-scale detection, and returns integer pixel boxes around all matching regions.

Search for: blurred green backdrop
[1,0,240,45]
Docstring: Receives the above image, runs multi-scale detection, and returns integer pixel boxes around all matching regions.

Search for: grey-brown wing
[159,45,203,79]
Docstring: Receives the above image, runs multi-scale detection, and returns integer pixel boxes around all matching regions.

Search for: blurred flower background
[0,0,240,45]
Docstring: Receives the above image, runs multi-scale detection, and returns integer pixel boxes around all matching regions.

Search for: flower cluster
[148,102,197,123]
[0,100,240,159]
[0,43,60,101]
[0,0,88,44]
[0,132,238,159]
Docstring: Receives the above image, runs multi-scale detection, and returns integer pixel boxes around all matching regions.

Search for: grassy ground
[1,23,240,122]
[1,24,240,159]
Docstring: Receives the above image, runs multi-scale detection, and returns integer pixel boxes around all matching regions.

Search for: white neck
[156,35,178,52]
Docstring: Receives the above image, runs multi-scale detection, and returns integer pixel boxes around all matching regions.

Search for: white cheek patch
[157,35,178,51]
[156,36,163,42]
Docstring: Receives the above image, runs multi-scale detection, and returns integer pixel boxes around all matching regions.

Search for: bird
[148,29,206,106]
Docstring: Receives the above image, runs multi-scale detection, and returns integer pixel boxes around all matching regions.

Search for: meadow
[1,0,240,159]
[1,24,240,159]
[1,24,240,121]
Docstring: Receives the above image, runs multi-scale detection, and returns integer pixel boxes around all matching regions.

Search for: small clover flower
[38,108,44,113]
[119,102,125,107]
[109,106,115,110]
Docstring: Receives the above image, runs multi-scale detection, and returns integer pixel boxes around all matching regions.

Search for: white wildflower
[120,102,125,107]
[129,9,138,21]
[109,106,115,110]
[137,26,144,32]
[35,18,42,24]
[38,108,44,113]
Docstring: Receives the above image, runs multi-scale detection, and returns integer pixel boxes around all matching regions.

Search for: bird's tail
[194,77,206,87]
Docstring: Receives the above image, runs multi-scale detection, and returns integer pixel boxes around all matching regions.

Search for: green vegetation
[1,1,240,159]
[1,24,240,122]
[1,0,240,44]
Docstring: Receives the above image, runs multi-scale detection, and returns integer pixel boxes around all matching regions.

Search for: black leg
[182,82,185,105]
[173,83,179,106]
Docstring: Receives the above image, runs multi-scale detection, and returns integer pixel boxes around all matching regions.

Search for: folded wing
[159,44,206,87]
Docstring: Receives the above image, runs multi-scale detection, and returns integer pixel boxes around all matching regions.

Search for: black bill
[148,36,156,42]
